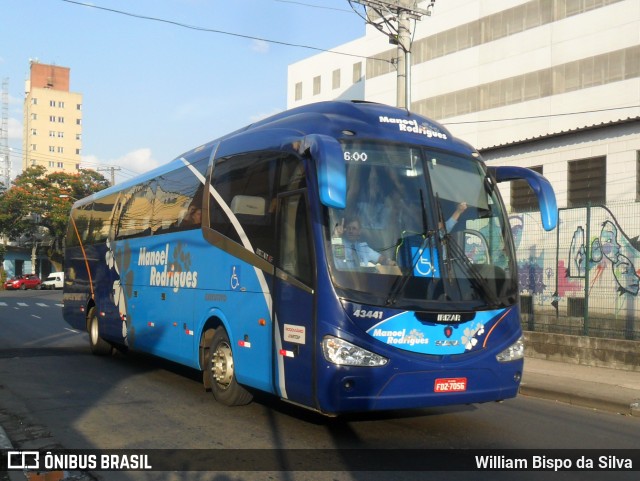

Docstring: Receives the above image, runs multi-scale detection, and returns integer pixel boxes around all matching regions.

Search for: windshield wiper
[435,194,456,286]
[385,190,436,306]
[444,229,503,308]
[435,193,502,307]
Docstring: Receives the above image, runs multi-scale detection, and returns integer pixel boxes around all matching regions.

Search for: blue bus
[63,101,557,414]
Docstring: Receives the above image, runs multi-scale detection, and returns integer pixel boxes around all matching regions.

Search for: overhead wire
[55,0,638,127]
[274,0,353,13]
[6,145,141,180]
[442,105,640,126]
[19,1,638,191]
[58,0,392,64]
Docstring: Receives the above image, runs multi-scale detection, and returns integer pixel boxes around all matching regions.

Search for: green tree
[0,167,110,269]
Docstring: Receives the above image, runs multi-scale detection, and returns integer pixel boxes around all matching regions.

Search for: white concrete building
[288,0,640,341]
[288,0,640,199]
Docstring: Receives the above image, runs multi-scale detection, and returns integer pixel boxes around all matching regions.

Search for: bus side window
[153,157,207,233]
[279,154,306,192]
[210,151,277,259]
[278,194,312,286]
[67,204,92,247]
[91,193,118,243]
[114,182,155,240]
[72,200,115,246]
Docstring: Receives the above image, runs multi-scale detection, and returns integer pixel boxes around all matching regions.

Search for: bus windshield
[325,140,518,311]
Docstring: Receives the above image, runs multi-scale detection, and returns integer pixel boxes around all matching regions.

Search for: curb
[0,426,26,481]
[519,384,639,417]
[0,424,12,450]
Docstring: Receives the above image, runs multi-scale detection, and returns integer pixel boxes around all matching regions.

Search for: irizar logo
[437,313,462,322]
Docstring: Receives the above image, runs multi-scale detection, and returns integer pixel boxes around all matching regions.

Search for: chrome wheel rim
[211,341,234,390]
[90,317,99,345]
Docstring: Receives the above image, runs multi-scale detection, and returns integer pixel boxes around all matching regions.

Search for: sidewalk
[520,357,640,416]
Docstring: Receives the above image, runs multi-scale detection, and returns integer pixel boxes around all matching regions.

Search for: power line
[348,1,435,108]
[59,0,390,64]
[98,166,122,186]
[9,103,638,176]
[274,0,353,13]
[5,145,141,179]
[441,105,640,126]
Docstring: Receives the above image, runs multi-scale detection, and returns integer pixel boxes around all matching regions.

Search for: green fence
[511,200,640,341]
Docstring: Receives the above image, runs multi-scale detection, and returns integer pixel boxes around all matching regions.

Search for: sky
[0,0,366,184]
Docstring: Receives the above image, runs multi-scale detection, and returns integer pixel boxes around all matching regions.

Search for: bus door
[273,192,316,407]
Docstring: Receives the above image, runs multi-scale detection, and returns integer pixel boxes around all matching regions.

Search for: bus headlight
[322,336,388,367]
[496,336,525,362]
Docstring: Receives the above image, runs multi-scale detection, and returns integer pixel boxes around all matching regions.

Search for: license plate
[434,377,467,393]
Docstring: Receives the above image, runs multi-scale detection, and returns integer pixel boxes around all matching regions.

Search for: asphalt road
[0,290,639,481]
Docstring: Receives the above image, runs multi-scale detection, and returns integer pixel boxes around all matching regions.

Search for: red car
[3,274,42,290]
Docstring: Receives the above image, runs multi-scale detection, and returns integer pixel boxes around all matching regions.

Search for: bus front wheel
[88,307,113,356]
[206,328,252,406]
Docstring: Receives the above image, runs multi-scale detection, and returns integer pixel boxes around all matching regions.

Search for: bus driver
[333,216,396,269]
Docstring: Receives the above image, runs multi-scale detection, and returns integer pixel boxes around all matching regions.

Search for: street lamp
[59,194,78,201]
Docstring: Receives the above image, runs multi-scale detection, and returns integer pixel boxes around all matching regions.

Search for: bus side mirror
[299,134,346,209]
[489,166,558,231]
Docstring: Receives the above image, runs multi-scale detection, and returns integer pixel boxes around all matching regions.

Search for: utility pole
[350,1,435,109]
[98,165,121,186]
[1,78,9,190]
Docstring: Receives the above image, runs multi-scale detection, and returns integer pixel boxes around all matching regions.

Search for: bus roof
[76,101,478,206]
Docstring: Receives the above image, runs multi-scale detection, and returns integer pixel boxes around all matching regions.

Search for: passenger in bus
[179,204,202,228]
[177,187,204,230]
[395,200,468,242]
[353,167,394,228]
[443,201,468,232]
[332,216,396,269]
[352,166,404,248]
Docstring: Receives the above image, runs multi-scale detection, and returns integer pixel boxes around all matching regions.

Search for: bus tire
[206,328,252,406]
[88,307,113,356]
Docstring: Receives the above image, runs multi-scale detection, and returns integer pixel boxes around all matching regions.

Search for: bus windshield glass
[325,140,517,310]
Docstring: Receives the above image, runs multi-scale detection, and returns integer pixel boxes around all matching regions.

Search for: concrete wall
[524,331,640,372]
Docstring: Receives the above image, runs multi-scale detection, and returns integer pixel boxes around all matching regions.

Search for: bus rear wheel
[88,307,113,356]
[206,328,252,406]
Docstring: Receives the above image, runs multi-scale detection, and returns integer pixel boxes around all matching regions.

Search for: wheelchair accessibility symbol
[230,265,240,290]
[416,252,434,276]
[412,247,440,278]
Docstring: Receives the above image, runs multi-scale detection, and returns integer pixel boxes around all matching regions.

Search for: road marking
[0,302,7,307]
[37,303,49,307]
[56,304,64,307]
[17,303,28,307]
[64,328,81,334]
[31,315,41,319]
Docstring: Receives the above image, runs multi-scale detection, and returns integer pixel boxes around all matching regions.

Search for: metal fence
[511,200,640,341]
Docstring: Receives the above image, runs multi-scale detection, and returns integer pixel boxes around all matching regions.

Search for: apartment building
[22,61,83,173]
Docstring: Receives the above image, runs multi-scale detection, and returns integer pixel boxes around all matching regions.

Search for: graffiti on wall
[510,206,640,307]
[569,218,640,296]
[510,214,556,298]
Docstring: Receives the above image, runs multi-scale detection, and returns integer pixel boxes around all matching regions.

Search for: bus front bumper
[316,360,523,414]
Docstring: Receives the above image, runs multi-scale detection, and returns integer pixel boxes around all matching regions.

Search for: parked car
[4,274,42,290]
[42,272,64,290]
